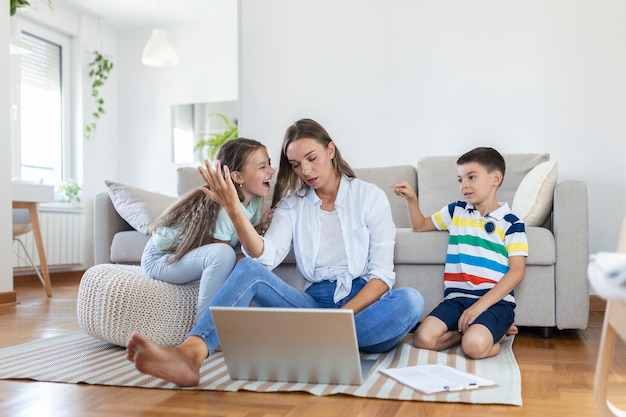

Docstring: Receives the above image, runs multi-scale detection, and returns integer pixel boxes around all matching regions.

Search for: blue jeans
[188,257,424,355]
[141,240,237,319]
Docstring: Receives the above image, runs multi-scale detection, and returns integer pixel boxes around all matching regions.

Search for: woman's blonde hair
[153,137,266,263]
[271,118,355,207]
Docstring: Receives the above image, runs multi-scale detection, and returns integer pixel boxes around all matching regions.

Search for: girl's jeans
[189,257,424,355]
[141,240,237,319]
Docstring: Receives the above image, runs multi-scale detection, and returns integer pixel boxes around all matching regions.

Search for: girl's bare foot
[126,332,207,387]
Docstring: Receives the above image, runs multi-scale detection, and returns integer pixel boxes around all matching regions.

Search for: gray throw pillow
[105,180,176,235]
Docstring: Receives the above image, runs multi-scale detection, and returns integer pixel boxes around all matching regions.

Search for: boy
[392,147,527,359]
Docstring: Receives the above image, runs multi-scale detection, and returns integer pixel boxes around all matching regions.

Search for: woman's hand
[197,159,240,211]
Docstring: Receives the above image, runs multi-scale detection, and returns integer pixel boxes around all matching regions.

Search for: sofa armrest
[94,192,134,265]
[552,179,589,329]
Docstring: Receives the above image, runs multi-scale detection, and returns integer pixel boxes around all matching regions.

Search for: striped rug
[0,332,521,405]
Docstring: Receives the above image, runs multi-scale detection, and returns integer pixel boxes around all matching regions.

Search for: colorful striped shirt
[431,201,528,304]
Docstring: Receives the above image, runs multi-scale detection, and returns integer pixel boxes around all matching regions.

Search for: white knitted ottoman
[77,264,199,347]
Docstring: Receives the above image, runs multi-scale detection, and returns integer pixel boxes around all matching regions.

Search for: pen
[444,383,479,392]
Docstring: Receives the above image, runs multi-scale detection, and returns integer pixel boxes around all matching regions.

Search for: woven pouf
[77,264,199,347]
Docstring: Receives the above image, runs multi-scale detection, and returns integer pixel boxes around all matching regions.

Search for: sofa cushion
[394,229,448,264]
[525,227,556,265]
[106,180,176,235]
[512,159,558,227]
[177,167,205,197]
[417,153,550,217]
[110,231,150,264]
[354,165,417,228]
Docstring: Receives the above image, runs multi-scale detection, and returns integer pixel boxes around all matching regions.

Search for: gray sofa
[94,153,589,336]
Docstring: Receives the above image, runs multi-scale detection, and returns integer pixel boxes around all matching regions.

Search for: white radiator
[12,205,86,272]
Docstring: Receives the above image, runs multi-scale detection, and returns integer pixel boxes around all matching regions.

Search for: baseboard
[0,290,17,306]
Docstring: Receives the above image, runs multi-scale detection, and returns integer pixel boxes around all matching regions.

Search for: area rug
[0,332,522,406]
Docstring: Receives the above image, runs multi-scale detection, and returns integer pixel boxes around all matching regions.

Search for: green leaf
[84,49,114,141]
[193,113,239,159]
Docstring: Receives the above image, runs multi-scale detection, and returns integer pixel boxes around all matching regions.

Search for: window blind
[20,32,61,90]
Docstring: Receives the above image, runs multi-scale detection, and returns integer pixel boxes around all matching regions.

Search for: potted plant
[57,179,81,204]
[193,113,238,160]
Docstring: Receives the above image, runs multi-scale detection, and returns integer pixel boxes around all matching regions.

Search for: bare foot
[506,324,519,336]
[126,332,205,387]
[495,325,520,345]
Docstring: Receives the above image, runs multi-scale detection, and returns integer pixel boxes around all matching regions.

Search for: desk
[12,182,55,297]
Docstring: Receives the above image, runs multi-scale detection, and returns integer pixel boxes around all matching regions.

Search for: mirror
[171,100,238,164]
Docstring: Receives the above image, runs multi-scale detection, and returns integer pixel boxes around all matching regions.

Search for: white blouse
[246,175,396,303]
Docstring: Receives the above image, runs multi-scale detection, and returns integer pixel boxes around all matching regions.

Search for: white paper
[588,252,626,299]
[379,363,496,395]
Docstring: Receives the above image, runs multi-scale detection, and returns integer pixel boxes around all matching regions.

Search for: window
[11,20,72,186]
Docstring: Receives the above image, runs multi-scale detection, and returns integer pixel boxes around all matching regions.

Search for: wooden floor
[1,272,625,417]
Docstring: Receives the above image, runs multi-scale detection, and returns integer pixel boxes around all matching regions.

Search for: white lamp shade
[141,28,179,67]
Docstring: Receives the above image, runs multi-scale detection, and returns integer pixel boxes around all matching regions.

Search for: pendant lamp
[141,1,179,67]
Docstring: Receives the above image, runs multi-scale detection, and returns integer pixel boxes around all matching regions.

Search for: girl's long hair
[152,138,266,263]
[271,118,355,207]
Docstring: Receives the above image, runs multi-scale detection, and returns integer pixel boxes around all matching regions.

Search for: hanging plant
[193,113,239,160]
[85,50,114,141]
[10,0,53,16]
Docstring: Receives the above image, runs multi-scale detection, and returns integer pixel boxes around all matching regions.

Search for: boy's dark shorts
[428,297,515,343]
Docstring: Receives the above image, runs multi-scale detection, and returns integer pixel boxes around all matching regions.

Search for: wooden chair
[12,208,51,295]
[594,217,626,416]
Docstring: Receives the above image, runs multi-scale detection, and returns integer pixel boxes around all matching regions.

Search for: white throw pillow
[511,160,558,227]
[105,180,177,235]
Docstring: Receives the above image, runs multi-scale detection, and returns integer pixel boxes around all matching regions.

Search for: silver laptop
[210,306,378,385]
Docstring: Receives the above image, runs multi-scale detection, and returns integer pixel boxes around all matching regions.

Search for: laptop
[210,306,378,385]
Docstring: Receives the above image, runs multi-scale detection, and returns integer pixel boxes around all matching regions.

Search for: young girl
[141,138,275,319]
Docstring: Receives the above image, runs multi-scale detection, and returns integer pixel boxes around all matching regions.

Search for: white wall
[239,0,626,255]
[114,0,238,195]
[1,0,13,293]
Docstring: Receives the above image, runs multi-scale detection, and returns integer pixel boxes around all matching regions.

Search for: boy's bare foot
[506,324,519,336]
[126,332,205,387]
[496,325,519,345]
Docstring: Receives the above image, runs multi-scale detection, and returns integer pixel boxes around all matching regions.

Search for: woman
[127,118,424,387]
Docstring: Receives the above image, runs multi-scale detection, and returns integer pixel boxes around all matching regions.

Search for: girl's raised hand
[260,207,275,234]
[197,159,239,209]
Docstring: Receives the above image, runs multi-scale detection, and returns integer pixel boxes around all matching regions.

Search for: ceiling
[54,0,215,27]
